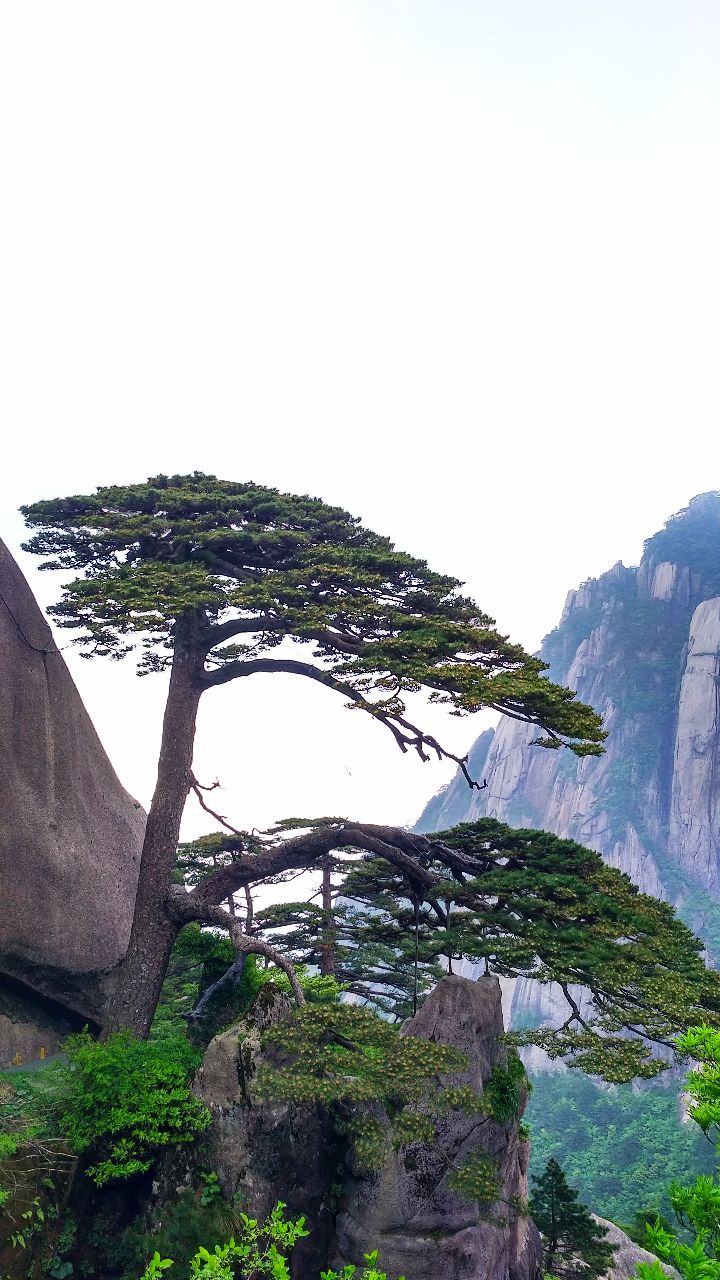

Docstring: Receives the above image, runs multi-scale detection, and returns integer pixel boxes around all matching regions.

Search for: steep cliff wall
[334,976,541,1280]
[417,493,720,1029]
[0,539,145,1061]
[193,977,540,1280]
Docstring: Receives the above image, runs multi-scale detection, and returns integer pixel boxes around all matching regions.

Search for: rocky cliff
[0,538,145,1063]
[193,976,540,1280]
[334,976,541,1280]
[417,493,720,1029]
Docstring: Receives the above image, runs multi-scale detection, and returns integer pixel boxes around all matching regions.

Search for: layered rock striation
[192,985,341,1279]
[418,493,720,1028]
[193,976,540,1280]
[0,539,145,1062]
[334,976,541,1280]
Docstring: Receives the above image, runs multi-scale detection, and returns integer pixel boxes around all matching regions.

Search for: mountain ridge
[417,493,720,1036]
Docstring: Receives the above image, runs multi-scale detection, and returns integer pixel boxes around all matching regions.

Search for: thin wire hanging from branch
[413,897,420,1017]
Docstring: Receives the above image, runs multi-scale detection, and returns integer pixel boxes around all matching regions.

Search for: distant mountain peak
[418,492,720,923]
[417,494,720,1050]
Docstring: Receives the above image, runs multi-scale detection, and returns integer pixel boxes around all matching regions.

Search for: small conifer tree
[530,1158,617,1280]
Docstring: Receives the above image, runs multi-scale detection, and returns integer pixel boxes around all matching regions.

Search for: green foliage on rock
[48,1030,209,1185]
[530,1158,617,1280]
[446,1151,502,1203]
[484,1053,527,1123]
[255,1001,479,1169]
[254,999,525,1189]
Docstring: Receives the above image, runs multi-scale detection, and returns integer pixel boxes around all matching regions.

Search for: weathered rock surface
[593,1217,677,1280]
[417,494,720,1042]
[192,986,340,1279]
[334,975,542,1280]
[669,597,720,894]
[193,978,540,1280]
[0,538,145,1061]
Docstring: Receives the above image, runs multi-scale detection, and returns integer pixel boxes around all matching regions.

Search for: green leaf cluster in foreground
[139,1202,310,1280]
[137,1204,405,1280]
[0,1030,210,1187]
[633,1027,720,1280]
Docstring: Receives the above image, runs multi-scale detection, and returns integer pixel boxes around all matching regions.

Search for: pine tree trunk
[103,626,204,1037]
[319,855,336,977]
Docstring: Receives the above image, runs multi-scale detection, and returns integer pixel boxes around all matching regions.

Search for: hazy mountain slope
[417,492,720,1035]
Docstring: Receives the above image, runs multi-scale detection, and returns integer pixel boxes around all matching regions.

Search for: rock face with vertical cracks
[417,493,720,1061]
[192,985,341,1280]
[0,538,145,1062]
[334,975,541,1280]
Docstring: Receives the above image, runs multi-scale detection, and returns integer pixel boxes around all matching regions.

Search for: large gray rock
[334,975,542,1280]
[192,985,340,1279]
[669,597,720,893]
[592,1217,676,1280]
[0,538,145,1060]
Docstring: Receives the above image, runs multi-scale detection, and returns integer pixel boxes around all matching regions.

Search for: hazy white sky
[2,2,720,834]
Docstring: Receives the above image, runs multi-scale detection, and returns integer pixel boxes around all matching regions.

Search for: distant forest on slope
[526,1072,716,1225]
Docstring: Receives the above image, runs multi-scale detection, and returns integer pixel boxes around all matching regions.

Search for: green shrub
[484,1053,527,1123]
[632,1026,720,1280]
[85,1191,229,1280]
[50,1030,210,1185]
[321,1253,407,1280]
[136,1204,406,1280]
[138,1202,308,1280]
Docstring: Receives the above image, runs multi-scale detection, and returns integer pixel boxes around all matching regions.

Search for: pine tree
[255,851,443,1020]
[174,818,720,1081]
[21,472,605,1035]
[530,1158,617,1280]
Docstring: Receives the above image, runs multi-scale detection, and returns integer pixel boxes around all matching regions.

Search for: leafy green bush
[85,1190,236,1280]
[137,1204,406,1280]
[50,1030,210,1185]
[633,1026,720,1280]
[446,1152,501,1203]
[139,1201,308,1280]
[484,1053,527,1123]
[321,1252,406,1280]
